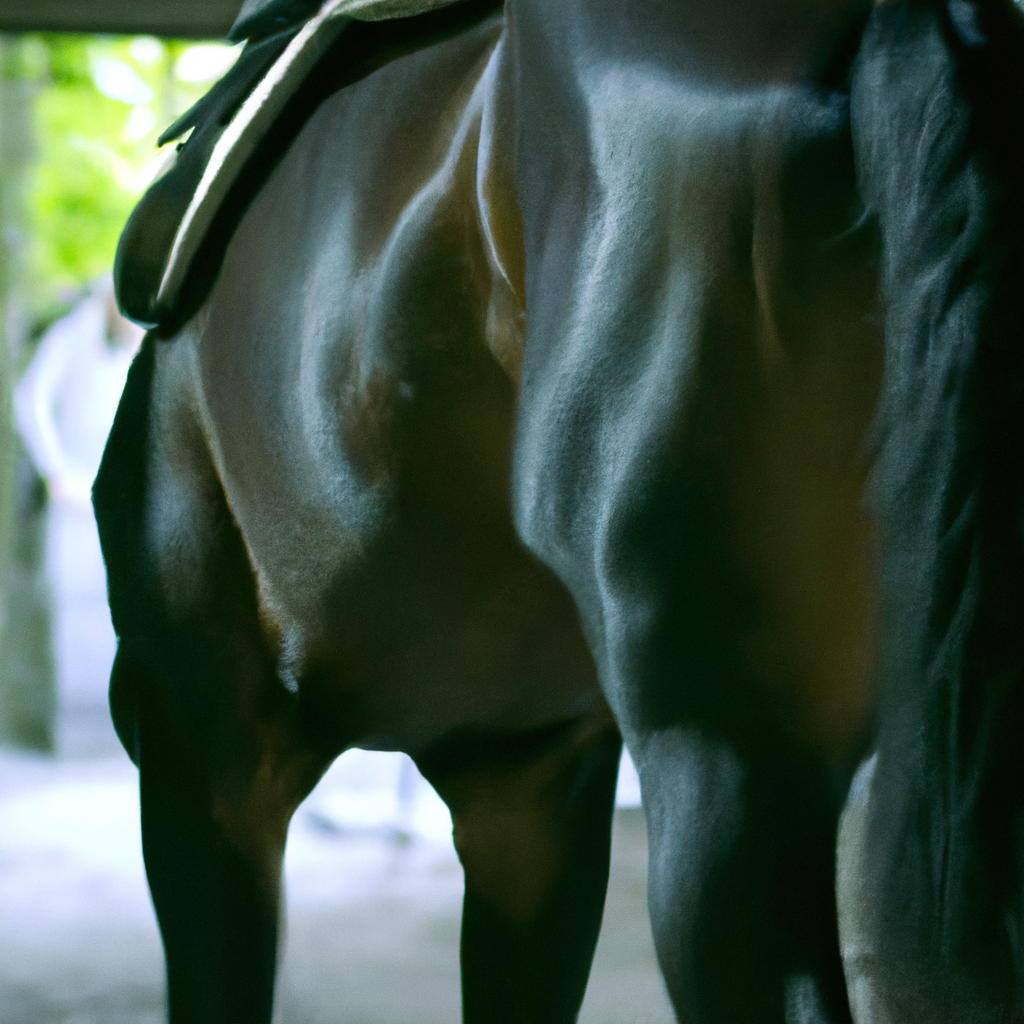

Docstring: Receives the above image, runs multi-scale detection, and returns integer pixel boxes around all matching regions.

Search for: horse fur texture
[97,0,1024,1021]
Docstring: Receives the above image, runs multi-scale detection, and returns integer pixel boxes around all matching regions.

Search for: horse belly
[172,19,601,754]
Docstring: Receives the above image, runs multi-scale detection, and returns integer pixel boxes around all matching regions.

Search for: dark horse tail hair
[850,0,1024,1017]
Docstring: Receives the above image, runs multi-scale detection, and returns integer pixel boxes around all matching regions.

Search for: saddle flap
[154,0,351,318]
[114,0,492,335]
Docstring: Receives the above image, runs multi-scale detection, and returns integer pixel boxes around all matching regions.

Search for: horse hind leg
[632,724,853,1024]
[416,714,622,1024]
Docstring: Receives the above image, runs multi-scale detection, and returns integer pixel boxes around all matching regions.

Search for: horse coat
[96,0,1024,1021]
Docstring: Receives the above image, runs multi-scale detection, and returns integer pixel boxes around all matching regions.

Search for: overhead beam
[0,0,245,38]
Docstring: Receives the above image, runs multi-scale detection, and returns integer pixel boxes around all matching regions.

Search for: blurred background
[0,4,673,1022]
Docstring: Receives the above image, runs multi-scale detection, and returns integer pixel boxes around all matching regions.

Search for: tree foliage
[21,33,237,327]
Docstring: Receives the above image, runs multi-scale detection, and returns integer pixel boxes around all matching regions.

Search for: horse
[94,0,1024,1020]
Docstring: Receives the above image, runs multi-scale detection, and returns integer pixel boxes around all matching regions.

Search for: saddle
[114,0,503,335]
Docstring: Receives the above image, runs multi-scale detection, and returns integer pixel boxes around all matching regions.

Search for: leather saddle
[114,0,502,335]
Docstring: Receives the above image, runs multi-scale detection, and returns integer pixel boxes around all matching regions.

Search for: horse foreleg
[418,715,621,1024]
[113,644,326,1024]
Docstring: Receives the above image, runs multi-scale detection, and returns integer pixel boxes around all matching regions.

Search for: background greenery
[0,33,236,748]
[16,33,237,334]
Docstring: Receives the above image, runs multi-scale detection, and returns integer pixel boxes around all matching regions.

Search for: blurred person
[15,275,143,507]
[11,276,143,755]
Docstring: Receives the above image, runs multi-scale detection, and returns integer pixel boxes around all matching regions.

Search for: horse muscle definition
[94,0,1024,1021]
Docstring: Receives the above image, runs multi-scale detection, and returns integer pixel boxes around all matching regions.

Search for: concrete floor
[0,503,676,1024]
[0,750,674,1024]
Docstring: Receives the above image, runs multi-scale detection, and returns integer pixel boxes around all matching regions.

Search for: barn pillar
[0,36,55,751]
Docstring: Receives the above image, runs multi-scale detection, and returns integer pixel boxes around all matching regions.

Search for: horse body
[146,18,602,756]
[95,0,1024,1021]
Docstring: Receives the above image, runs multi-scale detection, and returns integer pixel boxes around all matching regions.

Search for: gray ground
[0,504,676,1024]
[0,749,673,1024]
